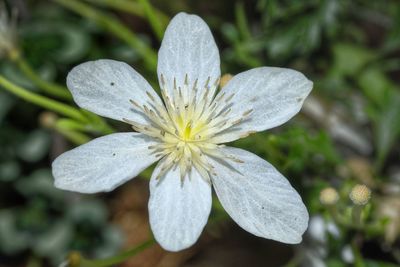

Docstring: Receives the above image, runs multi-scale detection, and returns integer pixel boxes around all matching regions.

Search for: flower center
[123,74,252,183]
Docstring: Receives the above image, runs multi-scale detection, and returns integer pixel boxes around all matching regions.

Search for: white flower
[52,13,313,252]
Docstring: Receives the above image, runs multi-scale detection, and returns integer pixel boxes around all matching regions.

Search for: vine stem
[68,239,156,267]
[138,0,165,41]
[0,74,86,122]
[84,0,169,27]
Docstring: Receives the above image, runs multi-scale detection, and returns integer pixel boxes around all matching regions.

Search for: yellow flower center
[123,74,252,183]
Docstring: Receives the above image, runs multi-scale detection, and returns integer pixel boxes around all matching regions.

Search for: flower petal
[52,133,158,193]
[67,59,162,124]
[209,146,309,244]
[157,12,220,98]
[148,164,212,251]
[211,67,312,143]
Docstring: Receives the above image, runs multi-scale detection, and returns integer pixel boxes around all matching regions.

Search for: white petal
[52,133,158,193]
[148,164,212,251]
[209,147,309,244]
[157,12,220,98]
[67,59,162,124]
[212,67,313,143]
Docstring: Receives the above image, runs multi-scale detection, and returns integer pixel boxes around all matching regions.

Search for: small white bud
[320,187,339,205]
[349,184,371,205]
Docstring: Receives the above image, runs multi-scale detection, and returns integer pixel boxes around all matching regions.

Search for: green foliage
[1,0,400,266]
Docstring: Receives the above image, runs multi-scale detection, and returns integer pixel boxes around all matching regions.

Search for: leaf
[0,91,15,124]
[0,160,20,182]
[365,259,399,267]
[17,130,50,162]
[0,211,30,254]
[15,169,61,200]
[358,68,393,108]
[373,92,400,169]
[20,19,91,64]
[332,43,375,76]
[34,221,73,257]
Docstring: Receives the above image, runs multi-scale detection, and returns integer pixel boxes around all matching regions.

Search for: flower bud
[320,187,339,205]
[349,184,371,205]
[39,112,58,128]
[220,74,233,88]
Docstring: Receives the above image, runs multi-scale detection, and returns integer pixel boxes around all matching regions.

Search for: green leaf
[0,160,20,182]
[15,169,61,199]
[358,68,392,108]
[20,20,91,64]
[34,221,73,257]
[373,92,400,169]
[0,211,30,254]
[0,91,15,123]
[17,130,50,162]
[332,43,375,76]
[67,199,108,225]
[365,260,399,267]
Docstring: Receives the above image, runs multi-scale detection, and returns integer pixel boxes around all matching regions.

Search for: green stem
[0,74,86,122]
[352,205,363,226]
[12,55,73,101]
[56,119,90,132]
[352,237,366,267]
[85,0,169,26]
[54,123,91,145]
[138,0,165,41]
[72,239,155,267]
[235,2,252,42]
[53,0,157,71]
[79,110,115,134]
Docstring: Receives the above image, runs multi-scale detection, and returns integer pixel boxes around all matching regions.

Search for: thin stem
[69,239,156,267]
[352,205,364,226]
[11,54,72,101]
[85,0,168,26]
[52,0,157,71]
[54,123,91,145]
[0,74,87,122]
[138,0,165,41]
[352,237,366,267]
[235,2,252,42]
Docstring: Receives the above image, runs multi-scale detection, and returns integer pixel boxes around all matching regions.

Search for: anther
[184,74,189,85]
[129,99,141,108]
[242,109,253,116]
[146,91,156,102]
[193,79,198,90]
[216,92,226,102]
[160,74,166,85]
[213,77,220,87]
[225,93,235,103]
[231,118,243,125]
[205,76,211,88]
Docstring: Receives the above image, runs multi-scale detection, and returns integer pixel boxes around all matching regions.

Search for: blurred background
[0,0,399,266]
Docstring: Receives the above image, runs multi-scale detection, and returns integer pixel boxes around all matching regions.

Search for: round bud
[320,187,339,205]
[39,112,58,128]
[349,184,371,205]
[219,74,233,88]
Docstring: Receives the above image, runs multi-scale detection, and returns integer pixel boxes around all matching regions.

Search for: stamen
[126,73,249,183]
[146,91,156,102]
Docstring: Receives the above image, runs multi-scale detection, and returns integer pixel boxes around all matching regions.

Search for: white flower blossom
[52,13,313,251]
